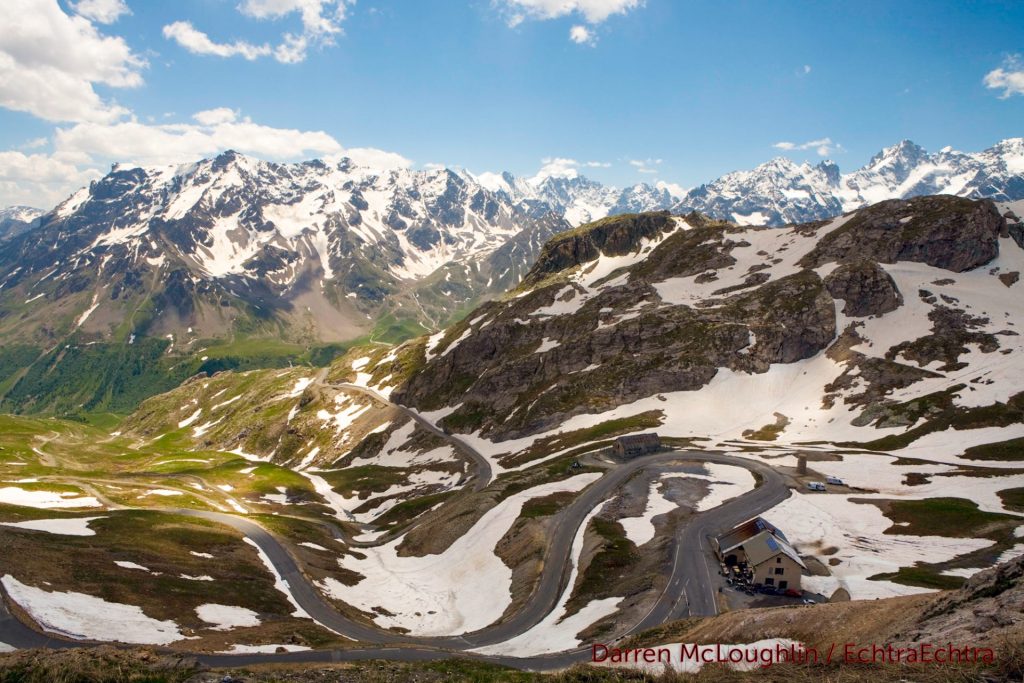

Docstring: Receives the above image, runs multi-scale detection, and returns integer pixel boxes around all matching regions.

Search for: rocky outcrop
[801,196,1004,272]
[395,268,835,440]
[1009,222,1024,251]
[519,212,674,287]
[906,554,1024,646]
[823,260,903,317]
[887,304,1000,372]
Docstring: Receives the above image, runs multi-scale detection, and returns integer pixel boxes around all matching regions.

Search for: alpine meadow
[1,2,1023,682]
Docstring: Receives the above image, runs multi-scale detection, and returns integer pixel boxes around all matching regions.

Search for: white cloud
[497,0,642,42]
[0,108,353,206]
[53,113,343,167]
[332,147,412,172]
[192,107,239,126]
[0,150,100,208]
[0,0,146,123]
[162,21,272,61]
[498,0,643,24]
[21,137,49,150]
[242,0,355,63]
[166,0,354,64]
[530,157,580,183]
[655,180,686,198]
[273,33,309,64]
[526,157,613,183]
[569,25,595,45]
[802,64,811,74]
[984,55,1024,98]
[0,108,414,207]
[772,137,842,157]
[629,157,662,174]
[69,0,130,24]
[422,162,447,171]
[239,0,352,38]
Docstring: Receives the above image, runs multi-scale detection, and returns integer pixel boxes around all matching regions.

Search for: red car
[785,589,802,598]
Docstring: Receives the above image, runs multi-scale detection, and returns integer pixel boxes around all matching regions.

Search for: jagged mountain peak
[988,136,1024,153]
[0,151,574,351]
[862,139,929,177]
[674,138,1024,225]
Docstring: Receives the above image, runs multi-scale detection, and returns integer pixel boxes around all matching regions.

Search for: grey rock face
[906,554,1024,646]
[802,196,1004,273]
[521,211,675,287]
[824,260,903,317]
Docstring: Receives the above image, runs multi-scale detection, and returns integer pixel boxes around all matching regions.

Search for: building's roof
[721,530,807,571]
[716,516,787,551]
[615,433,661,447]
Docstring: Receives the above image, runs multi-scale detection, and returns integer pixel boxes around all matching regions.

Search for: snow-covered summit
[0,205,44,241]
[0,206,44,223]
[678,138,1024,225]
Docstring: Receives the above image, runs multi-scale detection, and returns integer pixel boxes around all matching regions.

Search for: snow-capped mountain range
[480,137,1024,227]
[0,151,569,347]
[676,138,1024,226]
[0,138,1021,353]
[487,137,1024,227]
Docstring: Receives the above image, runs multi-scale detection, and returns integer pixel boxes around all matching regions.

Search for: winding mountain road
[330,382,493,492]
[0,448,791,670]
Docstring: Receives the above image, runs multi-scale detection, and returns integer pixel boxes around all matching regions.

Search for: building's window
[765,577,774,585]
[779,580,788,589]
[776,557,782,563]
[775,567,784,575]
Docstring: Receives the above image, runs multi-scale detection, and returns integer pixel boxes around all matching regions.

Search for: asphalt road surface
[331,382,494,492]
[0,450,790,671]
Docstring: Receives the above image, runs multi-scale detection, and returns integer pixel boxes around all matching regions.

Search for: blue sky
[0,0,1022,207]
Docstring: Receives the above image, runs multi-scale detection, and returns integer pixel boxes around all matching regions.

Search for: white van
[826,476,845,486]
[806,482,826,492]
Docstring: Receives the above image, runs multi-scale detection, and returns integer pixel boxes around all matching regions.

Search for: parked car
[826,475,845,486]
[785,588,802,598]
[806,481,826,491]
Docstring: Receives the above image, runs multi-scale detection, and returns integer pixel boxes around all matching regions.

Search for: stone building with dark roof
[715,516,806,592]
[612,433,661,458]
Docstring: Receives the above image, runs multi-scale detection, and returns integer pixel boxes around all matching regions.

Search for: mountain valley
[1,195,1023,679]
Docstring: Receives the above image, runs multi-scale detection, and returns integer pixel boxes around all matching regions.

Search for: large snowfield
[764,493,993,599]
[0,486,101,509]
[0,575,183,645]
[0,516,105,536]
[319,473,601,635]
